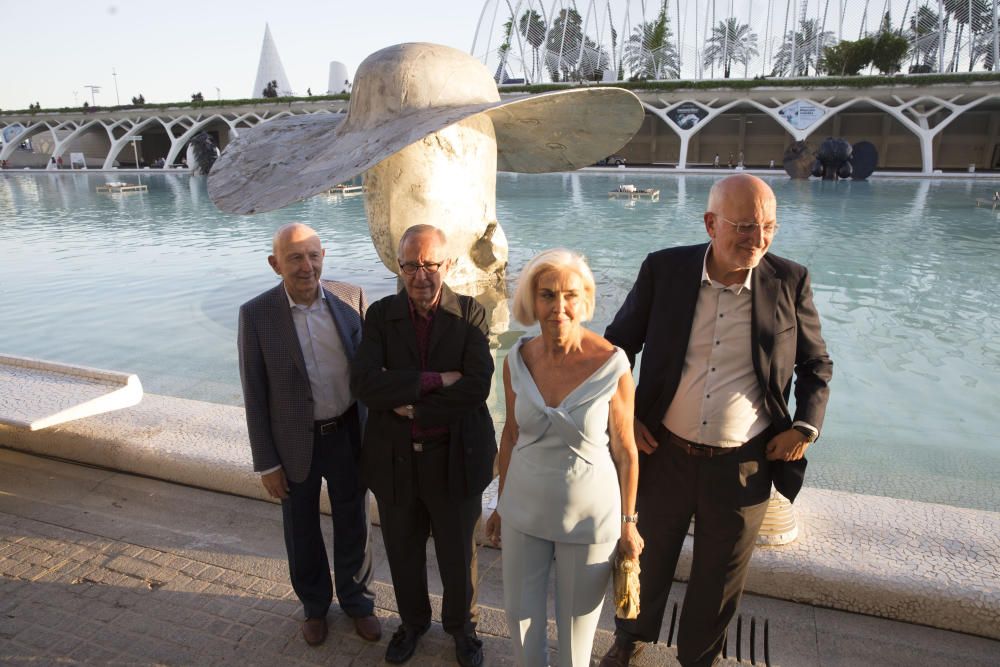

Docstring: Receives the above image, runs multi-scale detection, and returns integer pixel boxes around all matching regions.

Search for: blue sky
[3,0,484,109]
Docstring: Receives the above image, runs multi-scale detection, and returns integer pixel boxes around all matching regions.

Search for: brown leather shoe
[302,616,328,646]
[599,635,644,667]
[353,614,382,642]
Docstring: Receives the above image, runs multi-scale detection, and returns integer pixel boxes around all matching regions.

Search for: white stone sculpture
[210,42,644,290]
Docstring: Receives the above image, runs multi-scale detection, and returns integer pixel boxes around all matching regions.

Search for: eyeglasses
[716,215,779,236]
[398,261,444,275]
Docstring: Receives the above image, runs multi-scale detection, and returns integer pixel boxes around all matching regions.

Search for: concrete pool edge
[1,391,997,640]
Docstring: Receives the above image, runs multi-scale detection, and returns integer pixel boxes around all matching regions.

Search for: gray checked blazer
[238,279,367,483]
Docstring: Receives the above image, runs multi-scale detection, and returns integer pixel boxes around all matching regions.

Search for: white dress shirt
[260,285,353,477]
[663,244,771,447]
[285,285,353,421]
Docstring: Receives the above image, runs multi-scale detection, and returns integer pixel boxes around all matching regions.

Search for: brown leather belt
[663,429,740,458]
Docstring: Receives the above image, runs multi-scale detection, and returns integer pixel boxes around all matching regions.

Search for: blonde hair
[512,248,596,325]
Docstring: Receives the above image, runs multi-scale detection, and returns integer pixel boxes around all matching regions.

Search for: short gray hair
[397,224,448,258]
[512,248,596,325]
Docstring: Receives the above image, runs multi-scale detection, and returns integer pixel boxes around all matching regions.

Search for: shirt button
[702,420,707,425]
[711,367,716,372]
[706,394,710,398]
[716,340,720,345]
[719,314,724,318]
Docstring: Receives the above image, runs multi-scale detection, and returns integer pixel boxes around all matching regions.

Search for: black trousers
[615,426,774,667]
[376,442,482,635]
[281,417,375,619]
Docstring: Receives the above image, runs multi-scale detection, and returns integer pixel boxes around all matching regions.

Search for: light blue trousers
[501,524,617,667]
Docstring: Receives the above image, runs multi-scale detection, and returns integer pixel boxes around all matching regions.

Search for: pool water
[2,172,998,511]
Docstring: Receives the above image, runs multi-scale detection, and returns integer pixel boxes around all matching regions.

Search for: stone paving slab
[2,449,1000,666]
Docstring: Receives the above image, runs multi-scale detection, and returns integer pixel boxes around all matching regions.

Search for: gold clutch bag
[613,554,641,619]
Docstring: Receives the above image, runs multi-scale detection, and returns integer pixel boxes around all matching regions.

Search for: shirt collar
[407,295,440,321]
[701,242,753,294]
[284,283,325,310]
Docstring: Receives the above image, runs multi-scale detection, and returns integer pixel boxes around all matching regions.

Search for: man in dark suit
[352,224,496,667]
[600,174,833,667]
[238,222,381,647]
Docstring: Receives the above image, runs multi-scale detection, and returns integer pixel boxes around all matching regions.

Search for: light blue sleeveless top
[497,336,630,544]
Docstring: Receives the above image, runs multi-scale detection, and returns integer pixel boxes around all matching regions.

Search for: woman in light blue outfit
[485,249,643,667]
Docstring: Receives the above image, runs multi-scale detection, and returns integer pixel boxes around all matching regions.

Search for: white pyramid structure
[252,23,293,98]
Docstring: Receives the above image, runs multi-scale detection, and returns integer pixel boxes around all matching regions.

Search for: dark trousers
[377,443,482,635]
[615,426,774,667]
[281,418,375,620]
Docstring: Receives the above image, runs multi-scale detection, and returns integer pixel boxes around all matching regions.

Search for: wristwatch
[792,425,818,443]
[622,513,639,524]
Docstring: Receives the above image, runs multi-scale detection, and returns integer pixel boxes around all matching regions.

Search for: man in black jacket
[352,224,496,667]
[600,175,833,667]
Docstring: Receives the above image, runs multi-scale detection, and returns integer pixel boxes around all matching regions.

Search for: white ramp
[0,354,143,431]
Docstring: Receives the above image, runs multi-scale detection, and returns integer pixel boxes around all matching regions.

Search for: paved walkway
[2,448,998,666]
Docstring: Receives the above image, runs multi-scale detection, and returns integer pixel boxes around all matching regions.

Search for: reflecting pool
[2,172,998,511]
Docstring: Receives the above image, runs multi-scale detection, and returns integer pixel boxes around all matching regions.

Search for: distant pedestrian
[713,153,720,168]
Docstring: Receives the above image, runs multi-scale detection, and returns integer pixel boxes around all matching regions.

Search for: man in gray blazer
[600,175,833,667]
[238,222,380,647]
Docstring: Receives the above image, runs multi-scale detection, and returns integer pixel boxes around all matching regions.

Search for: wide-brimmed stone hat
[208,42,645,214]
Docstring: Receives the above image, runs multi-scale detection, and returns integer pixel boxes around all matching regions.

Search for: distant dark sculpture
[187,132,220,176]
[782,140,813,179]
[812,137,854,180]
[850,141,878,180]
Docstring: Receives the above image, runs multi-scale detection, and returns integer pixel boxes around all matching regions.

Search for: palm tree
[545,8,584,82]
[703,17,759,78]
[771,18,836,76]
[495,16,514,83]
[623,1,679,80]
[907,3,941,71]
[518,9,546,83]
[970,14,999,70]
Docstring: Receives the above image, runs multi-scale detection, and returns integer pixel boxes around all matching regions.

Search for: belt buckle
[412,442,425,452]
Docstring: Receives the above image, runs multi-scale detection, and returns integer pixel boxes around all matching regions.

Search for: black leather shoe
[599,634,644,667]
[453,631,484,667]
[384,623,429,664]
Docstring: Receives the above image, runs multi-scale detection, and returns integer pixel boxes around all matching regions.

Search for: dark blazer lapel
[671,245,706,356]
[323,287,358,358]
[386,291,420,362]
[751,259,778,399]
[271,285,309,382]
[428,285,463,358]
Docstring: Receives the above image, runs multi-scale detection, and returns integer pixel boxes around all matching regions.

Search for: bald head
[706,174,775,217]
[268,222,325,306]
[272,222,319,256]
[703,174,778,285]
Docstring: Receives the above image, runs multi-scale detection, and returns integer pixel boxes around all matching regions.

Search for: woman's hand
[485,511,502,547]
[618,522,644,560]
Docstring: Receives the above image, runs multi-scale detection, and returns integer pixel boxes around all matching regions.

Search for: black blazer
[605,243,833,501]
[351,284,497,505]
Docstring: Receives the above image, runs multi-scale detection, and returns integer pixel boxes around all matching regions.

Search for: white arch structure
[0,88,996,173]
[0,103,347,169]
[639,88,1000,173]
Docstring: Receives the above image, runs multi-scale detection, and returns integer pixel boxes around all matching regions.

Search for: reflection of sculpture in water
[208,42,645,329]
